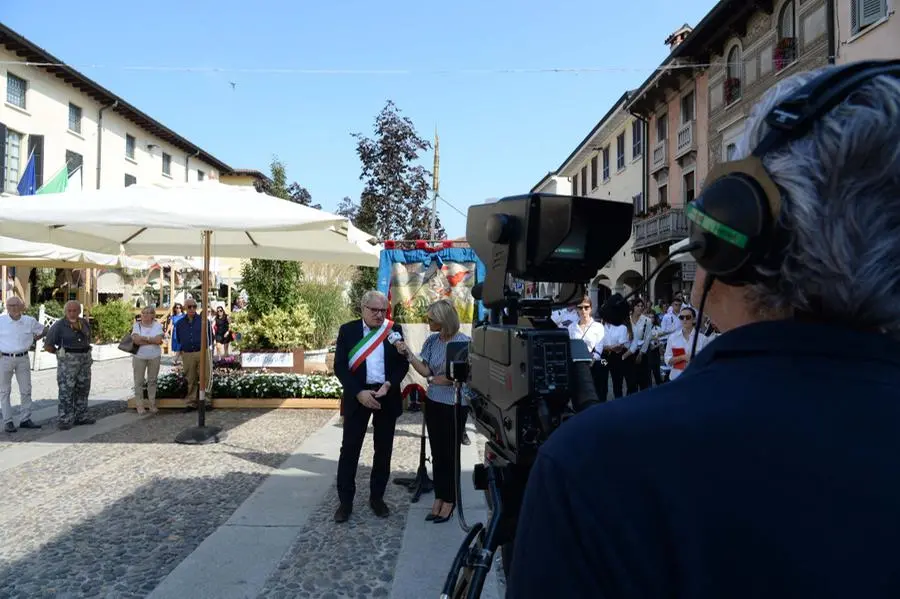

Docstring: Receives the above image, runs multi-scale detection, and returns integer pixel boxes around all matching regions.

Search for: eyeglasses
[365,305,387,315]
[577,305,591,311]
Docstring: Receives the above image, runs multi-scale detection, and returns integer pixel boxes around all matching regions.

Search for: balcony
[632,208,689,252]
[675,120,695,159]
[650,140,668,174]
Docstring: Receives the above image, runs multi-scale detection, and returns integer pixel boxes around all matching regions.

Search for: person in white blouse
[621,299,653,394]
[598,316,630,400]
[566,295,606,400]
[664,306,707,381]
[131,306,165,415]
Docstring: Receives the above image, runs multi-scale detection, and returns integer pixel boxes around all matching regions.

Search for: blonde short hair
[427,299,460,337]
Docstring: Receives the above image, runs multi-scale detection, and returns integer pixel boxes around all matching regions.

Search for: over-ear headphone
[687,59,900,286]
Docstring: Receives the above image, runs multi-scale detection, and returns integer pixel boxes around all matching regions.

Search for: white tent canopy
[0,180,381,266]
[0,235,149,269]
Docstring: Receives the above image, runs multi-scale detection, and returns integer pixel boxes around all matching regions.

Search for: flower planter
[303,348,330,373]
[240,348,305,373]
[127,397,340,410]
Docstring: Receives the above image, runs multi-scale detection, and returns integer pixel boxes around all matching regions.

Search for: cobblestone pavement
[258,412,444,599]
[0,408,334,599]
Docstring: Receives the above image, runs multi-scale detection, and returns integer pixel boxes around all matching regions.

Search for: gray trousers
[0,354,32,424]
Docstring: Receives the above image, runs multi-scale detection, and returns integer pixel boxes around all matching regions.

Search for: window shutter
[28,134,44,189]
[860,0,886,28]
[0,122,7,191]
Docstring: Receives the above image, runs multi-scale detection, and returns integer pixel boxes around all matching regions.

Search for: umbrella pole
[174,230,222,445]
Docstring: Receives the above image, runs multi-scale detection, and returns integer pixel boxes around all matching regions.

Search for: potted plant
[774,38,796,72]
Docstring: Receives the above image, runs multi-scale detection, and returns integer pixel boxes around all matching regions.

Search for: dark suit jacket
[334,319,409,418]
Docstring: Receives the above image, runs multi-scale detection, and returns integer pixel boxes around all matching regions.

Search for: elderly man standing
[0,296,45,433]
[174,298,213,412]
[44,301,95,430]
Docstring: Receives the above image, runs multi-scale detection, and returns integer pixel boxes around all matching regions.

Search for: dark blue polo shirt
[507,320,900,598]
[174,315,213,353]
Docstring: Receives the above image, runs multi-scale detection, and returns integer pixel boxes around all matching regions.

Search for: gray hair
[360,290,387,309]
[735,66,900,338]
[5,296,24,308]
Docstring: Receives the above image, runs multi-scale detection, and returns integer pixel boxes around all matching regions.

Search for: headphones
[687,59,900,286]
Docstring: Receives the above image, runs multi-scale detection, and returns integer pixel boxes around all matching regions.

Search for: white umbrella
[0,180,382,444]
[0,235,149,269]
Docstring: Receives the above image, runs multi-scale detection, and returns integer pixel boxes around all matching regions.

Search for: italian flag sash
[349,320,394,372]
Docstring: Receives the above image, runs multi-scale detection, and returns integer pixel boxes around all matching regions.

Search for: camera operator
[507,64,900,598]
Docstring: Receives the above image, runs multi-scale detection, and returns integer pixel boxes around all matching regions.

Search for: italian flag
[349,319,394,372]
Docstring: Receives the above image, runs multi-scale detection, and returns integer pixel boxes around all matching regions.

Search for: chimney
[665,23,693,51]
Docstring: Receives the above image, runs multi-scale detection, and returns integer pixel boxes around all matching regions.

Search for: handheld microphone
[387,331,402,345]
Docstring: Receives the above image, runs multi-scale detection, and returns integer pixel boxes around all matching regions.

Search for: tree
[266,157,321,209]
[351,100,444,240]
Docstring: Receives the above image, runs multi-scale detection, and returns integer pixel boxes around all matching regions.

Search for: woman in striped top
[396,299,470,524]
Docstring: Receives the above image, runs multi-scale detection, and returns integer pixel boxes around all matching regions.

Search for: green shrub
[25,299,64,320]
[298,281,350,349]
[231,304,314,351]
[90,300,134,344]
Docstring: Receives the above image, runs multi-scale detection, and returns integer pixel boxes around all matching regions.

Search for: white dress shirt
[0,313,44,354]
[628,314,653,355]
[664,328,707,381]
[362,322,387,384]
[600,323,630,353]
[567,319,605,357]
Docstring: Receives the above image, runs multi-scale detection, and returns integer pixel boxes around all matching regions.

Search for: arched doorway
[616,270,644,297]
[653,263,681,302]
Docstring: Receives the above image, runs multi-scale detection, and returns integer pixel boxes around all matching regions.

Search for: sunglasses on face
[679,314,693,321]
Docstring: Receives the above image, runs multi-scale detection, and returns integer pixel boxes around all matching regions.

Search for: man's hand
[374,382,391,398]
[356,390,381,410]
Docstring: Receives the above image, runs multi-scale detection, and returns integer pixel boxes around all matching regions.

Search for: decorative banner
[377,246,486,406]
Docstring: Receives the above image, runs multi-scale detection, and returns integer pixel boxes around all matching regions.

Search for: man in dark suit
[333,290,409,523]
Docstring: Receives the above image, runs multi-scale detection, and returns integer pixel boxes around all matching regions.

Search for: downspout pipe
[96,100,119,189]
[826,0,836,64]
[185,149,201,182]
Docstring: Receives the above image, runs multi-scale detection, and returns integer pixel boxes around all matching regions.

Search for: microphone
[387,331,402,345]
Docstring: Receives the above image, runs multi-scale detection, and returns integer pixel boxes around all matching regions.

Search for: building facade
[626,26,709,302]
[532,92,645,307]
[834,0,898,63]
[0,24,232,306]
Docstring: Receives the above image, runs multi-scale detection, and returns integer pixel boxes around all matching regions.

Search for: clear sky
[2,0,715,238]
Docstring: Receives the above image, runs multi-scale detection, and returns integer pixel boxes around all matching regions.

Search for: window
[162,152,172,176]
[852,0,888,33]
[125,134,136,159]
[197,170,206,181]
[6,73,26,109]
[4,129,23,193]
[683,171,696,204]
[67,103,83,134]
[657,184,668,206]
[775,1,797,71]
[656,114,667,142]
[66,150,83,191]
[631,121,643,159]
[125,174,137,187]
[725,142,738,161]
[602,146,610,180]
[572,173,579,196]
[681,91,695,124]
[725,46,743,104]
[632,192,645,214]
[616,132,626,170]
[580,165,588,195]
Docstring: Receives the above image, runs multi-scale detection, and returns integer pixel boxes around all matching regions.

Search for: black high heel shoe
[432,506,455,524]
[425,513,438,521]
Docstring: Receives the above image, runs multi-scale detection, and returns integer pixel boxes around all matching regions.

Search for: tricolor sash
[349,320,394,372]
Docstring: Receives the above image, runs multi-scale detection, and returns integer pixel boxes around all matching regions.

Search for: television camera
[441,193,633,598]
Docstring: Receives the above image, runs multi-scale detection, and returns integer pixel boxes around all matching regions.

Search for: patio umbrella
[0,236,150,269]
[0,180,382,444]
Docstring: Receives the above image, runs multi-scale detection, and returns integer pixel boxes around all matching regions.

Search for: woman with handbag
[131,306,164,414]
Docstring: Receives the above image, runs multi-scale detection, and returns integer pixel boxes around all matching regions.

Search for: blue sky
[2,0,714,238]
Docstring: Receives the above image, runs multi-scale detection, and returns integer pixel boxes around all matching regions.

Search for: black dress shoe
[74,417,96,425]
[18,419,41,429]
[334,504,352,523]
[369,498,390,518]
[4,422,16,433]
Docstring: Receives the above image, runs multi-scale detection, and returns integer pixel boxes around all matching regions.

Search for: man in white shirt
[0,296,46,432]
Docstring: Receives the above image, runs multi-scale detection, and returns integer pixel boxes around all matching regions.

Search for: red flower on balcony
[774,37,797,72]
[724,77,741,105]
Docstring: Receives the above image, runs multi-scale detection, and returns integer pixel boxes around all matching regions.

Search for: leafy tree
[265,157,321,209]
[350,100,444,240]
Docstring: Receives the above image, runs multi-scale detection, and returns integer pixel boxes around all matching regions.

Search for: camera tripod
[392,388,433,502]
[440,462,504,599]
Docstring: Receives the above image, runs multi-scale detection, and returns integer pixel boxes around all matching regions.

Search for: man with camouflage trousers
[44,301,95,430]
